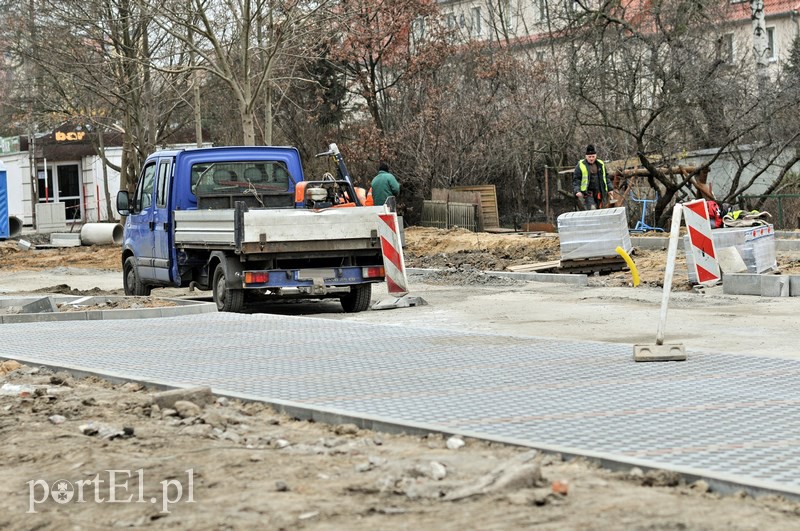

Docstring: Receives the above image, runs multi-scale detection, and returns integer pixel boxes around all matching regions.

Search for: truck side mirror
[116,190,130,216]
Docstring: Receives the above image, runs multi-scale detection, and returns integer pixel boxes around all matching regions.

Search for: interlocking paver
[2,312,799,497]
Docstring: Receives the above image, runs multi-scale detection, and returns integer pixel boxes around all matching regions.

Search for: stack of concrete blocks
[557,207,633,260]
[684,224,777,283]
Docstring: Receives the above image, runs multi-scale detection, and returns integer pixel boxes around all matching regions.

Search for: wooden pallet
[558,255,629,275]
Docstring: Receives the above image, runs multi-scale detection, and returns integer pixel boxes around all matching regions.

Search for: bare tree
[326,0,441,135]
[561,0,800,226]
[2,0,193,193]
[156,0,333,146]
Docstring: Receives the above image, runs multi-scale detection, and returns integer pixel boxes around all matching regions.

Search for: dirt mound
[0,241,121,272]
[414,266,526,286]
[405,227,560,270]
[403,227,690,289]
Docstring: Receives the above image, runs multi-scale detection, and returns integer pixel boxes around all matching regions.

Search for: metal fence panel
[421,200,479,231]
[740,194,800,229]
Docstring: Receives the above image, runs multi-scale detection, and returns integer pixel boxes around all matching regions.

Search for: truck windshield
[192,161,293,196]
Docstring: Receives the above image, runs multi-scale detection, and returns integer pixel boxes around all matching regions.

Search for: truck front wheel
[213,266,244,312]
[340,284,372,313]
[123,257,151,296]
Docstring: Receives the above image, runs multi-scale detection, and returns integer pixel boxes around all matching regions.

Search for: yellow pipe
[615,246,640,287]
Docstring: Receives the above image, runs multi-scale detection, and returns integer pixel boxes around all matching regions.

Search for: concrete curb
[484,270,589,286]
[722,273,800,297]
[407,267,588,286]
[632,236,800,252]
[0,295,217,324]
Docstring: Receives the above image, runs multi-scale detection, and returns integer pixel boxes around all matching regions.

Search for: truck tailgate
[243,206,387,242]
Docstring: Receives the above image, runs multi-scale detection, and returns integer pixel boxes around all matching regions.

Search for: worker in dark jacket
[573,144,612,210]
[370,162,400,207]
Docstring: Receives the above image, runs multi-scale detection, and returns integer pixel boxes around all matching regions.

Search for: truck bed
[174,206,387,254]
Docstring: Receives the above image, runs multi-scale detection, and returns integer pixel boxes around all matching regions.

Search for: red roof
[721,0,799,21]
[610,0,799,23]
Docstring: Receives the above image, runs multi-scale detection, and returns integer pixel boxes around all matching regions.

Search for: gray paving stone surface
[2,313,799,496]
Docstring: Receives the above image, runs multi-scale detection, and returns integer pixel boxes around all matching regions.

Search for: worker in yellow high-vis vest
[572,144,613,210]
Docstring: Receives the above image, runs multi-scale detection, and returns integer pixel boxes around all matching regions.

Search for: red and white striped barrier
[377,212,409,296]
[683,199,720,285]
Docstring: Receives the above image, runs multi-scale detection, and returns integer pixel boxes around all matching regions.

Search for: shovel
[633,203,687,362]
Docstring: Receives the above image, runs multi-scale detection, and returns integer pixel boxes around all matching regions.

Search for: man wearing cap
[370,162,400,207]
[573,144,612,210]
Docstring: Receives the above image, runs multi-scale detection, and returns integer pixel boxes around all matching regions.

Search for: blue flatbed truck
[116,144,387,312]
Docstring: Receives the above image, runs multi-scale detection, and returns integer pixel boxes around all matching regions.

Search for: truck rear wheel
[123,257,151,296]
[213,266,244,312]
[340,284,372,313]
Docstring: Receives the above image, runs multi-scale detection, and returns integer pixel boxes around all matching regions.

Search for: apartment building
[436,0,800,72]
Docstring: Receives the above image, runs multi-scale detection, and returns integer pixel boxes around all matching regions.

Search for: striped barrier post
[372,208,427,310]
[683,199,721,286]
[377,211,409,297]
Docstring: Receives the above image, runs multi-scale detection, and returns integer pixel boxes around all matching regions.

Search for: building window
[720,33,734,64]
[412,17,426,41]
[503,0,513,27]
[471,6,482,35]
[538,0,547,21]
[446,12,457,29]
[489,0,514,33]
[767,26,776,61]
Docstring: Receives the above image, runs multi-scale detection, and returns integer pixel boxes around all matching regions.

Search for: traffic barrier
[683,199,720,285]
[377,211,408,296]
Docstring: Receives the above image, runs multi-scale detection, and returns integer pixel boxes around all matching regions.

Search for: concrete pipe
[80,223,124,246]
[8,216,22,238]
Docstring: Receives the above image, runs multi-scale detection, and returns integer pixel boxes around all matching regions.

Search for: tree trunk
[241,104,256,146]
[264,83,273,145]
[98,128,113,221]
[194,71,203,147]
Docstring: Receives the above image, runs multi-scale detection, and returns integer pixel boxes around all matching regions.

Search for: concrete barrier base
[723,273,794,297]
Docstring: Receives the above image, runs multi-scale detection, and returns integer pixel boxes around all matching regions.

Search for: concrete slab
[372,295,429,310]
[0,295,216,324]
[634,235,800,252]
[20,296,58,314]
[408,267,589,286]
[50,232,81,247]
[760,275,790,297]
[788,275,800,297]
[717,247,748,274]
[486,270,590,286]
[630,237,669,250]
[722,273,761,296]
[776,240,800,252]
